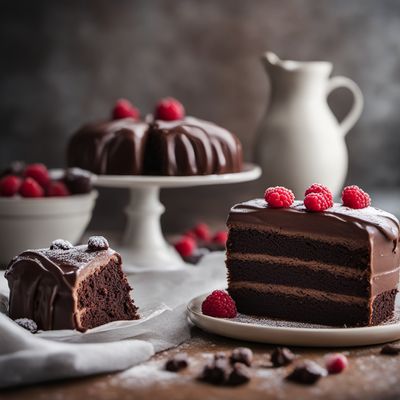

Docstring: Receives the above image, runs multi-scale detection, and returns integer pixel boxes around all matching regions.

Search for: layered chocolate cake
[5,237,139,331]
[67,101,243,176]
[226,199,400,326]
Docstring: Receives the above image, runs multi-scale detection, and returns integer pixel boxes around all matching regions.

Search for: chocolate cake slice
[226,200,400,326]
[5,237,139,331]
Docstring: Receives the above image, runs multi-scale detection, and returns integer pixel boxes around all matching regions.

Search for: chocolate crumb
[271,347,295,367]
[200,358,230,385]
[15,318,38,333]
[50,239,73,250]
[227,362,251,386]
[87,236,109,251]
[286,361,327,385]
[165,353,189,372]
[230,347,253,367]
[381,344,400,355]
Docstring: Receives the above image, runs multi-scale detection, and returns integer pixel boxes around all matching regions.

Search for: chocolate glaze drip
[5,245,137,331]
[227,199,400,302]
[67,116,242,176]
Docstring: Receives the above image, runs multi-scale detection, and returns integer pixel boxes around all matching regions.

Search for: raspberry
[155,97,185,121]
[305,183,333,207]
[212,231,228,246]
[342,185,371,209]
[201,290,237,318]
[325,353,348,374]
[24,163,50,188]
[193,223,211,242]
[46,181,70,197]
[264,186,294,208]
[87,236,109,251]
[174,236,196,258]
[304,192,331,212]
[0,175,22,197]
[19,177,44,198]
[112,99,140,120]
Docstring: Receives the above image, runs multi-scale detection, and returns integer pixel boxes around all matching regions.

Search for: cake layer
[227,257,369,297]
[227,227,369,269]
[228,285,397,326]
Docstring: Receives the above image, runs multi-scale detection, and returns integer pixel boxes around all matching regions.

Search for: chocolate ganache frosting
[67,116,243,176]
[227,200,400,300]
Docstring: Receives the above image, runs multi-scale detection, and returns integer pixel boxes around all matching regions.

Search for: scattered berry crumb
[19,177,44,198]
[264,186,295,208]
[155,97,185,121]
[201,290,237,318]
[325,353,348,374]
[342,185,371,209]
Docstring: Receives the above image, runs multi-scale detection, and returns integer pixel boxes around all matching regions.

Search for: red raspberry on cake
[112,99,140,120]
[174,236,196,258]
[0,175,22,197]
[305,183,333,207]
[24,163,50,189]
[201,290,237,318]
[19,177,44,198]
[264,186,294,208]
[193,223,211,242]
[155,97,185,121]
[46,181,70,197]
[342,185,371,209]
[304,192,331,212]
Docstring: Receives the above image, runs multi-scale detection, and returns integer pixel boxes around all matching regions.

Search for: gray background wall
[1,0,399,232]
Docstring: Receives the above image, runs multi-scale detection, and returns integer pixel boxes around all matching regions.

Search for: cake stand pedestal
[94,163,261,269]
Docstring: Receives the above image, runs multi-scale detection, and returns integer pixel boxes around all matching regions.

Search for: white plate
[93,163,261,188]
[187,293,400,347]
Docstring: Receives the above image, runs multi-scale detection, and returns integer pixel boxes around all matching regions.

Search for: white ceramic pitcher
[254,52,364,198]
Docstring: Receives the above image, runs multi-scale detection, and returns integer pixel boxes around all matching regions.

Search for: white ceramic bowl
[0,191,98,267]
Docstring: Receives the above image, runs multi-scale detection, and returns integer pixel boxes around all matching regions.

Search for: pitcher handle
[327,76,364,136]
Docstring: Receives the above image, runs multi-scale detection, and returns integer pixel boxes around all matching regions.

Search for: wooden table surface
[3,326,400,400]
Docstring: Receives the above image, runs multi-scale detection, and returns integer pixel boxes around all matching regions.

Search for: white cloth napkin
[0,252,226,388]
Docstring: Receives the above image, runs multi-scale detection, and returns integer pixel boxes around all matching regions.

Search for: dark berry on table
[325,353,348,374]
[174,236,196,258]
[19,177,44,198]
[154,97,185,121]
[286,361,327,385]
[112,99,140,120]
[227,362,251,386]
[270,347,295,367]
[193,223,211,242]
[200,358,230,385]
[230,347,253,367]
[50,239,73,250]
[15,318,38,333]
[165,353,189,372]
[87,236,109,251]
[63,168,92,194]
[24,163,50,188]
[381,344,400,355]
[201,290,237,319]
[46,181,70,197]
[1,161,26,177]
[0,175,22,197]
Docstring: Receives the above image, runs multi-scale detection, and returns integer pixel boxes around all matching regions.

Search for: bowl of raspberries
[0,162,97,266]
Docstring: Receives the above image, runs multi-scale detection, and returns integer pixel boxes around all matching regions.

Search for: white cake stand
[93,163,261,269]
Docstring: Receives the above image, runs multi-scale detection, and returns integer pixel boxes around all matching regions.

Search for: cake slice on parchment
[5,236,139,332]
[225,185,400,327]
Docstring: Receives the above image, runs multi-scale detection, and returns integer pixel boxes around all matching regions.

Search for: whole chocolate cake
[226,199,400,326]
[5,237,139,331]
[67,100,243,176]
